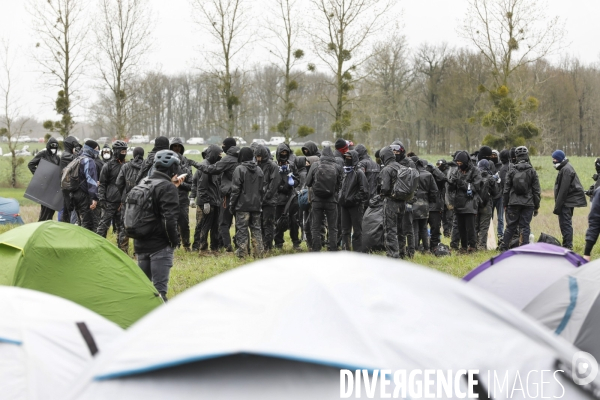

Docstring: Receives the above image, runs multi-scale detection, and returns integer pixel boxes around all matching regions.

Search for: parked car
[37,137,46,143]
[233,136,247,145]
[289,141,305,147]
[268,136,285,146]
[129,135,149,144]
[17,136,32,143]
[98,137,110,145]
[206,136,223,145]
[184,149,201,155]
[3,146,31,157]
[186,137,205,145]
[252,138,268,146]
[321,140,333,147]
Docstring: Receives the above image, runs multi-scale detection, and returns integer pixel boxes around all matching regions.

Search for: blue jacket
[79,145,99,200]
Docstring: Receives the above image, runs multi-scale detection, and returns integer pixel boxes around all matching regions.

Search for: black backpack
[513,168,530,196]
[276,191,296,232]
[60,156,83,192]
[433,243,451,257]
[123,178,160,239]
[479,176,491,207]
[312,162,337,198]
[391,165,419,201]
[538,232,561,247]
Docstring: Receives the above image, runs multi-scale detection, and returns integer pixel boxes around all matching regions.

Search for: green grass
[2,153,599,300]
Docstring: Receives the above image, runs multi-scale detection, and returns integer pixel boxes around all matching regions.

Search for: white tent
[68,253,598,399]
[0,286,123,400]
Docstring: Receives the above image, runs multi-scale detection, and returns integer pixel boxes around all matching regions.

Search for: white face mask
[50,148,57,155]
[102,152,111,160]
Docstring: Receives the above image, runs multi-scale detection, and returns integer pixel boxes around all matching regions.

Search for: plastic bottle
[529,233,535,243]
[287,173,294,186]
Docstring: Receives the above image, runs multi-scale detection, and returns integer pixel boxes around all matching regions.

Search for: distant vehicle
[321,140,333,147]
[184,149,201,155]
[186,137,205,145]
[252,138,268,146]
[233,136,247,145]
[289,141,305,147]
[17,136,32,143]
[169,137,179,143]
[129,135,149,144]
[37,137,46,143]
[98,137,110,145]
[3,145,31,157]
[268,136,285,146]
[126,147,134,155]
[206,136,223,145]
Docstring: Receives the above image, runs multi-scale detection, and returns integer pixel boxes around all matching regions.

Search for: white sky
[0,0,599,122]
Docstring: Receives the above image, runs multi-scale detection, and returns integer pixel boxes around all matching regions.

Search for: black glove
[534,209,539,217]
[593,174,598,181]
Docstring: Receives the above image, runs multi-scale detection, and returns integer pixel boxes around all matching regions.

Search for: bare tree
[95,0,153,139]
[310,0,394,140]
[29,0,89,137]
[460,0,564,88]
[0,41,30,188]
[191,0,252,137]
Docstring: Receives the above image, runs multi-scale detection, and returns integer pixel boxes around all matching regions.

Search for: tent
[524,259,600,362]
[0,286,123,400]
[0,221,163,328]
[67,253,595,399]
[0,197,24,225]
[463,243,586,309]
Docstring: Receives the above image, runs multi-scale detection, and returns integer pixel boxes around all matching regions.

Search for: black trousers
[178,201,191,248]
[442,207,453,237]
[261,205,276,250]
[193,205,219,251]
[275,201,300,248]
[383,198,404,258]
[117,213,130,254]
[398,210,414,257]
[413,218,429,251]
[235,211,264,258]
[72,190,95,232]
[219,196,234,249]
[311,202,338,251]
[341,205,363,252]
[456,213,476,250]
[450,213,461,249]
[38,205,55,221]
[558,207,574,249]
[61,189,73,223]
[501,205,534,250]
[428,211,442,250]
[97,202,122,238]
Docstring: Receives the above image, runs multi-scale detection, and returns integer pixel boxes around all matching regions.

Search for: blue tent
[0,197,24,225]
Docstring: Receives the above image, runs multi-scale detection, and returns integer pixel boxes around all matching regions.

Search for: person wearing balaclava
[500,146,540,251]
[477,146,497,175]
[70,140,100,232]
[585,158,600,200]
[391,140,416,258]
[552,149,587,250]
[254,144,281,251]
[273,143,301,250]
[436,159,452,238]
[230,147,265,258]
[447,150,482,253]
[339,150,368,252]
[412,159,438,253]
[475,159,499,250]
[376,145,405,258]
[355,144,380,203]
[196,137,240,252]
[115,146,145,253]
[495,149,512,245]
[96,140,128,241]
[136,136,170,184]
[59,136,81,223]
[28,137,60,221]
[191,144,223,253]
[169,138,194,252]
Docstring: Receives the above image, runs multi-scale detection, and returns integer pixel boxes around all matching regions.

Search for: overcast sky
[0,0,599,122]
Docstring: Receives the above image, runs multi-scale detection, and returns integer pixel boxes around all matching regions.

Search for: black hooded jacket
[255,145,281,207]
[447,151,482,214]
[301,141,321,158]
[98,155,126,204]
[191,144,222,207]
[275,143,299,205]
[503,158,541,209]
[28,137,60,174]
[60,136,80,172]
[355,144,380,199]
[377,146,403,200]
[136,144,170,184]
[170,138,193,203]
[554,159,587,213]
[338,150,369,208]
[430,167,447,212]
[116,156,144,203]
[133,170,180,254]
[412,160,439,219]
[306,146,343,203]
[198,146,239,197]
[230,160,264,212]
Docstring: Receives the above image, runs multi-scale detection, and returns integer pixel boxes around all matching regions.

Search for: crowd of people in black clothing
[25,134,600,299]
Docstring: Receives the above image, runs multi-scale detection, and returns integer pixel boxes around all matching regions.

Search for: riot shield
[24,158,64,211]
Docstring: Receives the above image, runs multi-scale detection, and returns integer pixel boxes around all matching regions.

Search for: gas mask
[102,150,111,160]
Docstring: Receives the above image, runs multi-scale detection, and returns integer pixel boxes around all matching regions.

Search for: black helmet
[515,146,529,157]
[112,140,127,150]
[154,150,181,168]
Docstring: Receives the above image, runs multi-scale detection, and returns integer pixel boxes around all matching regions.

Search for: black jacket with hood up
[377,146,402,200]
[447,151,482,214]
[301,141,321,158]
[355,144,380,200]
[98,155,126,204]
[274,143,299,205]
[230,160,264,212]
[191,144,222,207]
[306,146,342,203]
[28,137,60,173]
[169,138,193,203]
[255,145,281,207]
[412,159,439,219]
[199,146,240,198]
[554,159,587,213]
[116,156,144,203]
[338,150,369,208]
[502,157,541,209]
[60,136,80,172]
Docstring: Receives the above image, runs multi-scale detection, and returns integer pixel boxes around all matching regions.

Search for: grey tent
[525,258,600,362]
[67,253,597,399]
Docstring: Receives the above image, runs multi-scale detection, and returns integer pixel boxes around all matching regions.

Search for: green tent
[0,221,163,328]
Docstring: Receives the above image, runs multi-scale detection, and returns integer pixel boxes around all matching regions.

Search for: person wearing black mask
[97,140,128,240]
[254,145,281,251]
[169,138,194,252]
[377,146,405,258]
[495,149,511,246]
[196,137,240,252]
[230,147,265,258]
[274,143,301,250]
[59,136,80,223]
[137,136,170,184]
[355,144,380,205]
[28,137,60,221]
[447,151,482,253]
[339,150,369,252]
[116,147,144,253]
[585,158,600,199]
[391,140,416,258]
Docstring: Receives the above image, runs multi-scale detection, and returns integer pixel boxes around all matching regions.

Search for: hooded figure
[355,144,380,200]
[60,136,80,171]
[475,158,499,249]
[253,145,281,251]
[273,143,301,249]
[96,140,128,240]
[411,158,438,253]
[338,150,368,252]
[301,141,321,158]
[28,137,61,221]
[168,138,194,250]
[586,158,600,199]
[136,136,169,184]
[230,147,265,258]
[71,143,100,232]
[115,146,145,253]
[376,146,405,258]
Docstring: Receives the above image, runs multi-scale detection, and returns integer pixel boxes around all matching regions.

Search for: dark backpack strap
[284,191,296,214]
[76,322,98,356]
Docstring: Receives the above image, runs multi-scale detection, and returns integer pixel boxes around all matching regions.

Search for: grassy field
[1,150,598,299]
